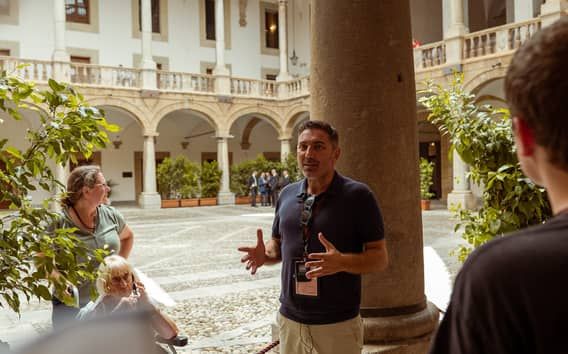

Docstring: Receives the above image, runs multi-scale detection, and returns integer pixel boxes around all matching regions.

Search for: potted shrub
[230,155,279,204]
[199,161,222,206]
[157,157,183,208]
[179,159,200,207]
[419,158,435,210]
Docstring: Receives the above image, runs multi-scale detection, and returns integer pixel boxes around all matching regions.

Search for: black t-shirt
[429,213,568,354]
[272,172,384,324]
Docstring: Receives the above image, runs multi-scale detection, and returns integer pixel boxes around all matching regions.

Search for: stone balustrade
[0,15,551,100]
[463,17,541,60]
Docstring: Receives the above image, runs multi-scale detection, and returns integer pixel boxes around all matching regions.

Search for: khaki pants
[277,312,363,354]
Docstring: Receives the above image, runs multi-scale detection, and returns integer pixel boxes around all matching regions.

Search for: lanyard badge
[294,194,319,297]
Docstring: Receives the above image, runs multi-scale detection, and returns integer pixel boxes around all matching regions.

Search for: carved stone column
[140,0,157,90]
[447,150,476,210]
[311,1,438,352]
[540,0,568,28]
[52,0,70,82]
[276,0,291,82]
[216,135,235,205]
[138,134,161,209]
[444,0,468,64]
[214,0,231,95]
[279,137,291,162]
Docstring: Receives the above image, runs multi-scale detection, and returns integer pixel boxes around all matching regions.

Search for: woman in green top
[51,165,135,329]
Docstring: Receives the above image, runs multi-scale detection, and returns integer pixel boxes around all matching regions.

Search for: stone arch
[240,117,261,150]
[282,103,310,137]
[464,67,507,94]
[87,96,148,130]
[226,105,282,135]
[153,101,219,133]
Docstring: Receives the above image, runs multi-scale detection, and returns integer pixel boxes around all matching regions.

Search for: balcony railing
[0,15,548,98]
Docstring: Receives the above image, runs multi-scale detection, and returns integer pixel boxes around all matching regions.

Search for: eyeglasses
[300,195,316,227]
[95,182,109,188]
[110,272,132,285]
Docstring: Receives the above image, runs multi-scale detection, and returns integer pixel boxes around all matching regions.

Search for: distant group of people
[248,169,291,207]
[40,17,568,354]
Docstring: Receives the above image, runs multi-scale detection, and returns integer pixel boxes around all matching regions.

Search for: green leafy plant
[419,158,435,200]
[0,69,117,314]
[156,156,199,199]
[229,155,279,196]
[199,160,222,198]
[419,73,551,261]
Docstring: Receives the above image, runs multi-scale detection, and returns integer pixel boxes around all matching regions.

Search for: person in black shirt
[429,17,568,354]
[238,120,388,354]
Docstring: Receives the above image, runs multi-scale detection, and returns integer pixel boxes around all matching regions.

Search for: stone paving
[0,202,465,353]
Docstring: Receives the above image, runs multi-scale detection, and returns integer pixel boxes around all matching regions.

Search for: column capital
[278,135,293,141]
[215,134,234,140]
[143,131,159,137]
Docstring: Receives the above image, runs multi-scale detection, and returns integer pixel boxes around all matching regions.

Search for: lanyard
[300,195,316,259]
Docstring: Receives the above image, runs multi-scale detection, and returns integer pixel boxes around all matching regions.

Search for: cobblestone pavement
[0,202,465,353]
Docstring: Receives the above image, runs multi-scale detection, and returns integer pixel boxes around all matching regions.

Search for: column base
[138,192,161,209]
[447,190,476,210]
[141,69,157,90]
[217,192,235,205]
[214,75,231,95]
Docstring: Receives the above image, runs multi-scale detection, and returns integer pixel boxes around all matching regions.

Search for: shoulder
[458,218,568,287]
[336,174,376,200]
[98,204,122,217]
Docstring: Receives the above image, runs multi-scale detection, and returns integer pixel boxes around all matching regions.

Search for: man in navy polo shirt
[238,120,388,354]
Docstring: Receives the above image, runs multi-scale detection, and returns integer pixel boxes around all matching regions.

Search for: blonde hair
[61,165,102,207]
[96,255,136,296]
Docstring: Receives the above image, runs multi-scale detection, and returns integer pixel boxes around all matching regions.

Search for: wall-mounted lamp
[181,141,189,150]
[112,139,123,149]
[290,49,299,66]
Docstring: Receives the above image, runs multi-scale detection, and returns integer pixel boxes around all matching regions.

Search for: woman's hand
[113,294,138,312]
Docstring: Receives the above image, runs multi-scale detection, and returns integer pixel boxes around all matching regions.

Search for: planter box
[161,199,180,208]
[180,198,199,207]
[0,200,10,209]
[199,197,218,206]
[235,196,263,205]
[420,199,431,211]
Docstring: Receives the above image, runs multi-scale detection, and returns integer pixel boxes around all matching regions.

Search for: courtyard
[0,202,463,353]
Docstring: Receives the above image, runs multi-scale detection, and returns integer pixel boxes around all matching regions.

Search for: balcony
[0,16,545,100]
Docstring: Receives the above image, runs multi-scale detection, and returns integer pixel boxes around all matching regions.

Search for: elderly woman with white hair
[77,255,179,340]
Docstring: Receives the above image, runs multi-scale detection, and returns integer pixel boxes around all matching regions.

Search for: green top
[55,204,126,306]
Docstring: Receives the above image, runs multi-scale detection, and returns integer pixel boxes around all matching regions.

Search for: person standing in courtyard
[429,18,568,354]
[238,120,388,354]
[268,169,280,207]
[248,170,259,207]
[49,165,135,329]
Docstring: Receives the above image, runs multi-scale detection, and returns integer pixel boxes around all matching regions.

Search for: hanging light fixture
[289,0,299,66]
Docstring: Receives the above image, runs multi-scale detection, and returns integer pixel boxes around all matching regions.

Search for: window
[205,0,216,40]
[205,68,213,75]
[265,8,279,49]
[70,55,91,64]
[66,0,90,24]
[265,74,277,81]
[138,0,160,33]
[0,49,10,56]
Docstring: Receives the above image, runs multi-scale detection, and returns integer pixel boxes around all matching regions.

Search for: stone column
[214,0,231,94]
[540,0,568,28]
[276,0,291,82]
[447,150,476,210]
[513,0,537,21]
[52,0,70,81]
[310,1,438,353]
[50,163,68,212]
[444,0,468,64]
[138,134,161,209]
[140,0,157,90]
[279,137,291,162]
[216,135,235,205]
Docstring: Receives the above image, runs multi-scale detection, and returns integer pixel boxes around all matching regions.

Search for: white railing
[157,71,214,93]
[286,76,310,97]
[70,63,142,88]
[230,77,279,98]
[414,41,446,70]
[0,57,53,82]
[463,17,541,59]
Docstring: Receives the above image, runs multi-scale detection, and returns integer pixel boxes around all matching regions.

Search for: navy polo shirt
[272,172,384,324]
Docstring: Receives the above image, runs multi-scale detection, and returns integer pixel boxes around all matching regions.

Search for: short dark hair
[505,17,568,169]
[297,120,339,147]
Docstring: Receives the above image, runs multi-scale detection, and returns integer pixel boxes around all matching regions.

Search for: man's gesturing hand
[238,229,266,275]
[305,233,344,279]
